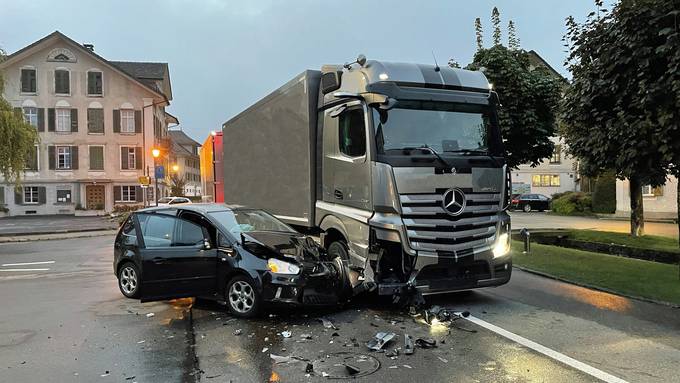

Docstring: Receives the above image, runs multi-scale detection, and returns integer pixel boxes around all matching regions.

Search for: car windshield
[158,197,172,203]
[208,210,296,236]
[373,101,493,154]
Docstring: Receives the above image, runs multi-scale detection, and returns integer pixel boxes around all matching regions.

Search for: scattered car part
[318,317,338,330]
[281,331,292,338]
[403,334,414,355]
[311,352,380,379]
[366,332,396,351]
[415,338,437,349]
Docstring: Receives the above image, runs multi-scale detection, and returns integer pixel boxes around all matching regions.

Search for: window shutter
[88,108,104,134]
[113,186,121,202]
[37,108,45,132]
[48,146,56,170]
[113,109,120,133]
[121,147,128,170]
[21,70,29,92]
[134,110,142,133]
[15,189,23,205]
[87,72,95,95]
[135,147,142,169]
[70,109,78,132]
[48,108,55,132]
[135,186,143,202]
[71,146,79,169]
[38,187,47,205]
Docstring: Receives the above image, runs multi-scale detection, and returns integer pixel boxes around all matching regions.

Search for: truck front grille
[400,189,500,254]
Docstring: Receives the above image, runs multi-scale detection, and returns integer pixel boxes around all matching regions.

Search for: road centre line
[463,314,629,383]
[0,268,50,272]
[2,261,55,267]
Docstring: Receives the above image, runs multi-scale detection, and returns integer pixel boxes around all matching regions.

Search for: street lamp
[152,148,160,206]
[172,164,179,172]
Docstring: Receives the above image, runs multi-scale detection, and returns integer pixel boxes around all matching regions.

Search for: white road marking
[1,261,55,267]
[464,314,629,383]
[0,268,50,272]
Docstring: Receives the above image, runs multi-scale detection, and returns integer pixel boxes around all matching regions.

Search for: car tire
[118,262,141,299]
[523,204,532,213]
[225,275,261,318]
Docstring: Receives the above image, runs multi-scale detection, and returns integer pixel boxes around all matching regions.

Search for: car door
[135,212,218,302]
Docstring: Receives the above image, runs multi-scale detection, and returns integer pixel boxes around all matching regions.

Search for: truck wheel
[523,204,532,213]
[328,241,350,262]
[226,275,261,318]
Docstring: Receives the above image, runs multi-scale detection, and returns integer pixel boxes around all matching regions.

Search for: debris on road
[312,352,380,379]
[317,317,338,330]
[305,363,314,373]
[437,356,449,363]
[145,313,155,318]
[299,333,313,340]
[262,347,269,353]
[366,332,396,351]
[404,334,414,355]
[415,338,437,349]
[232,329,242,336]
[281,331,292,338]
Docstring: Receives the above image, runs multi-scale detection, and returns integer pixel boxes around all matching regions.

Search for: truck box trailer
[222,56,512,296]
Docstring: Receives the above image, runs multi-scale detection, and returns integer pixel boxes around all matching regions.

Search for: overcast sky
[0,0,604,143]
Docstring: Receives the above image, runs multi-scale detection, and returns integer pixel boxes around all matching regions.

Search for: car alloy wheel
[523,204,532,212]
[228,280,256,314]
[118,264,139,298]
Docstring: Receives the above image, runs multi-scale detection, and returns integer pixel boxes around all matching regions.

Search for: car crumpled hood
[241,231,325,263]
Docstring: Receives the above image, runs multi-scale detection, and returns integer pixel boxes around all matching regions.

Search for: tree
[507,20,520,50]
[0,47,39,187]
[467,10,562,169]
[491,7,502,45]
[561,0,678,237]
[169,173,187,197]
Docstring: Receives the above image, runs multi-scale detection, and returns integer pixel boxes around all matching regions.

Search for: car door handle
[334,189,343,200]
[152,257,165,264]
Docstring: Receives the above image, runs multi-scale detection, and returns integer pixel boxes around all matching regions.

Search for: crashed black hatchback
[114,203,351,317]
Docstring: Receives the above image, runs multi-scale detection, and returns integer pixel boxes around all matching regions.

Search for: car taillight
[511,199,519,204]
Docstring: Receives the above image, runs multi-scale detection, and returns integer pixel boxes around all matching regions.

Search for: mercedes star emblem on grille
[442,188,466,216]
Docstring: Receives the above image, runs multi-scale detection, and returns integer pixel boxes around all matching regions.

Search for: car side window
[338,107,366,157]
[175,219,205,246]
[139,214,175,248]
[122,216,137,246]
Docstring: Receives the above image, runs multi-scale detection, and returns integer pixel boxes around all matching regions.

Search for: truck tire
[327,241,353,300]
[225,275,261,318]
[328,240,350,262]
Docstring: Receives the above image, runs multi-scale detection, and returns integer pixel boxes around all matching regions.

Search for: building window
[54,69,70,95]
[57,146,71,169]
[87,71,103,95]
[25,145,39,171]
[56,189,72,203]
[532,174,560,187]
[89,146,104,170]
[87,108,104,134]
[24,186,39,204]
[117,186,136,202]
[23,107,38,127]
[56,108,71,132]
[120,110,135,133]
[121,147,140,170]
[21,68,37,93]
[642,185,663,196]
[550,145,561,164]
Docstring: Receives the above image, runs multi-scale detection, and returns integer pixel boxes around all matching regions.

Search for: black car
[510,193,552,212]
[114,204,351,317]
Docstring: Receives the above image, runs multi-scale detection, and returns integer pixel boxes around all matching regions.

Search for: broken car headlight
[492,233,511,258]
[267,258,301,275]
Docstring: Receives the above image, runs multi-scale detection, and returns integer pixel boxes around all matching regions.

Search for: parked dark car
[510,194,552,212]
[114,204,351,317]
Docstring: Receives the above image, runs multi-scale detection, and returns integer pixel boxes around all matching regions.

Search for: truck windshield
[372,101,495,154]
[209,210,296,235]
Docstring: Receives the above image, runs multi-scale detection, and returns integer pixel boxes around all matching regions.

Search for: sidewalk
[0,230,118,243]
[0,215,118,236]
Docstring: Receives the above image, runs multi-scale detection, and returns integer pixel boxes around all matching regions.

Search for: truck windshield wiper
[397,145,452,169]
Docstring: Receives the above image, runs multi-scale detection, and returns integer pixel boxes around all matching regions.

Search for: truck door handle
[334,189,343,200]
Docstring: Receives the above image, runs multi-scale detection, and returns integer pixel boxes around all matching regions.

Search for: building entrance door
[86,185,105,210]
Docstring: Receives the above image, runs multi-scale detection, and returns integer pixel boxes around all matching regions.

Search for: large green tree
[466,8,562,168]
[561,0,679,237]
[0,47,39,187]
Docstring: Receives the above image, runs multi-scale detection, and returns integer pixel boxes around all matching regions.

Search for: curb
[513,265,680,309]
[0,229,118,243]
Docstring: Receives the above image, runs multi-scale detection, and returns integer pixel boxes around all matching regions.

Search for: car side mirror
[203,239,212,250]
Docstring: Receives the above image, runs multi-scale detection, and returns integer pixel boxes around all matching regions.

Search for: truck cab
[315,58,512,295]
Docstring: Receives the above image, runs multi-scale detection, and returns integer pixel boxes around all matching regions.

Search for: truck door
[136,212,218,302]
[323,101,372,211]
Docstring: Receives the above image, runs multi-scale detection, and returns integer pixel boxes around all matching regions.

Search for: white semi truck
[222,56,512,296]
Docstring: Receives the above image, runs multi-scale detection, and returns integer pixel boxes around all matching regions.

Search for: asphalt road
[1,235,679,382]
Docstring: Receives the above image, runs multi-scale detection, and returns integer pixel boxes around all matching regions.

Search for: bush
[592,172,616,213]
[113,204,143,213]
[551,192,593,215]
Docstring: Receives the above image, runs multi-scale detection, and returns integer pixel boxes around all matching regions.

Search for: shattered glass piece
[366,332,396,351]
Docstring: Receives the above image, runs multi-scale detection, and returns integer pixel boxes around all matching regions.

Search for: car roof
[138,203,247,214]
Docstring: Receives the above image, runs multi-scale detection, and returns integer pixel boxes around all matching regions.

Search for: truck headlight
[493,233,511,258]
[267,258,301,275]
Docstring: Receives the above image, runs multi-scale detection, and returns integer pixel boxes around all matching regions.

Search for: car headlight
[493,233,511,258]
[267,258,301,275]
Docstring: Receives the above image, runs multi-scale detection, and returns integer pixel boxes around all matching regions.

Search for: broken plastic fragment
[437,356,448,363]
[233,329,242,336]
[300,333,312,340]
[404,334,414,355]
[281,331,292,338]
[145,313,155,318]
[262,347,269,353]
[403,364,413,369]
[366,332,396,351]
[318,317,338,330]
[385,349,399,357]
[415,338,437,349]
[270,354,295,364]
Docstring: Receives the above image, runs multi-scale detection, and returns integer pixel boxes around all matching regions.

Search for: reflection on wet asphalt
[191,296,596,383]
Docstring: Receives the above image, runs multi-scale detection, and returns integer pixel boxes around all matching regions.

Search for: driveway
[0,215,118,236]
[510,211,678,238]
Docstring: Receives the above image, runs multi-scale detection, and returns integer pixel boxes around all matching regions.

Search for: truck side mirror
[321,71,342,94]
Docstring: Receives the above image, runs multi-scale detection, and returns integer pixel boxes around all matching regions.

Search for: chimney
[83,43,94,52]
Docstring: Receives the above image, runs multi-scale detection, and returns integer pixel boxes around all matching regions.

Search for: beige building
[616,177,678,220]
[511,137,580,197]
[168,129,202,197]
[0,31,175,215]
